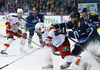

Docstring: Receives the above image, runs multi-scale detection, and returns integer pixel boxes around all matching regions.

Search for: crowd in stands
[0,0,99,15]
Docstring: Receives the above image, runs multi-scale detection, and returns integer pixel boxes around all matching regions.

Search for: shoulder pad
[38,12,42,15]
[78,22,80,27]
[12,15,17,17]
[90,14,96,16]
[22,18,27,22]
[28,12,33,15]
[47,26,56,32]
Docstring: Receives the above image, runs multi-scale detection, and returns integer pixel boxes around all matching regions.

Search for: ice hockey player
[26,7,44,49]
[35,23,91,70]
[35,23,53,69]
[52,11,100,65]
[52,11,93,56]
[81,8,100,39]
[0,8,27,55]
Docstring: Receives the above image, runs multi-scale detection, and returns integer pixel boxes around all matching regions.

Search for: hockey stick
[10,28,40,47]
[66,35,100,57]
[0,34,16,40]
[11,28,61,56]
[0,34,7,38]
[0,48,40,70]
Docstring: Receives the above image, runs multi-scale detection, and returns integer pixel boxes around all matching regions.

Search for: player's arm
[38,13,44,23]
[90,14,98,21]
[26,14,32,23]
[20,20,27,39]
[52,21,74,29]
[5,14,13,29]
[54,27,75,38]
[42,26,56,47]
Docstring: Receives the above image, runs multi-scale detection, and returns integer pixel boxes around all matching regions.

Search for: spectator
[55,10,59,15]
[39,5,43,12]
[30,0,34,6]
[58,3,66,14]
[36,3,40,12]
[33,0,41,7]
[42,4,46,12]
[8,5,14,13]
[77,0,83,3]
[0,0,82,15]
[44,0,48,7]
[41,0,45,5]
[50,4,55,12]
[67,1,72,14]
[71,0,78,12]
[47,0,53,7]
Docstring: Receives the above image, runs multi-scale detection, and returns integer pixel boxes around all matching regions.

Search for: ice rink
[0,27,100,70]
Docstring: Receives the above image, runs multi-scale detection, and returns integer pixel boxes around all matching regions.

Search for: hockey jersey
[26,12,44,27]
[5,13,26,33]
[80,13,99,29]
[52,20,93,43]
[42,26,65,47]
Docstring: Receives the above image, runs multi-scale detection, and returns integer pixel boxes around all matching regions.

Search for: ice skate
[0,50,7,55]
[42,64,53,70]
[60,62,71,69]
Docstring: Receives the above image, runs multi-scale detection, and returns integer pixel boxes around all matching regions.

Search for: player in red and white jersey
[1,8,27,55]
[35,23,53,69]
[35,23,91,70]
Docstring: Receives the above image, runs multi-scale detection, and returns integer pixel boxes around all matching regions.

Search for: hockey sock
[72,56,84,67]
[3,38,13,52]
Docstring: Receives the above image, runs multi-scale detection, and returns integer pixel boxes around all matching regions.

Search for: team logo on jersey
[44,27,47,32]
[62,46,69,51]
[13,22,19,26]
[78,22,80,27]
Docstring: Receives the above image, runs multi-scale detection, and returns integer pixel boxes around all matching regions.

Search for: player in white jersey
[35,23,91,70]
[0,9,27,55]
[35,23,53,69]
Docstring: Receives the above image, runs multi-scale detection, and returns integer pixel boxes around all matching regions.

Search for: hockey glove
[22,33,27,39]
[94,22,100,28]
[32,20,38,24]
[45,37,52,47]
[5,22,11,29]
[54,27,66,36]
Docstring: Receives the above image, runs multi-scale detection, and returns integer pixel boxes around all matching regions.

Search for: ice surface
[0,27,100,70]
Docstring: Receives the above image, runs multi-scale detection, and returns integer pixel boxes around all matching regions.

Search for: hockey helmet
[35,22,44,32]
[17,8,23,14]
[70,11,80,19]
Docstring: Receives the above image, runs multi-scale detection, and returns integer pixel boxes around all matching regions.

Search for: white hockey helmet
[17,8,23,14]
[35,22,44,32]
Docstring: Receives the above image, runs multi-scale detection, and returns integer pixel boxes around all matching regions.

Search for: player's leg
[58,41,72,69]
[42,46,53,69]
[58,41,91,70]
[64,55,91,70]
[15,30,27,53]
[1,30,14,55]
[28,28,34,49]
[36,33,43,45]
[71,44,84,56]
[59,41,91,70]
